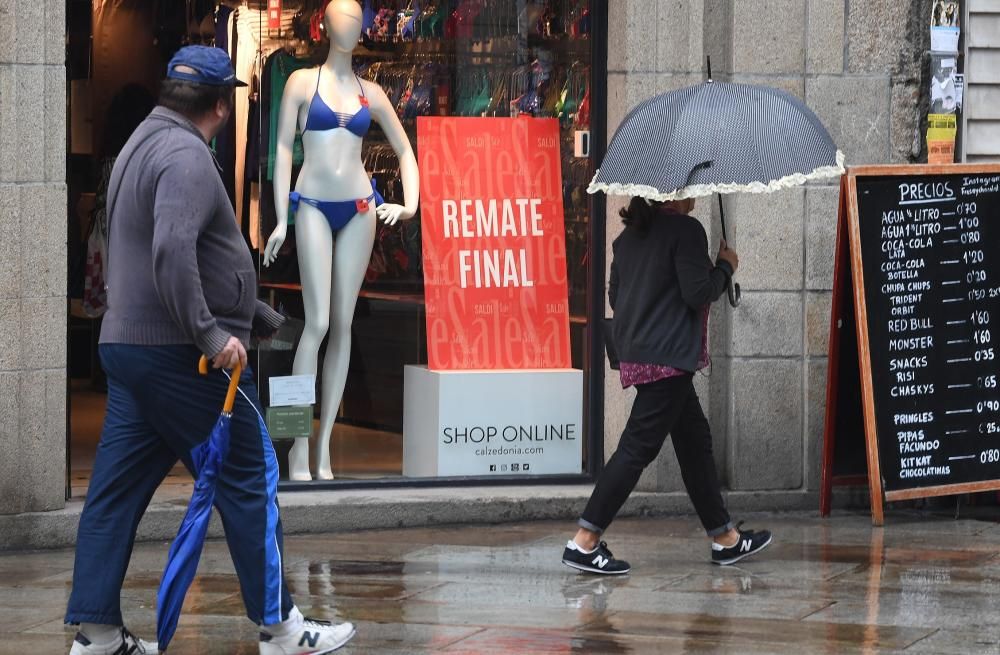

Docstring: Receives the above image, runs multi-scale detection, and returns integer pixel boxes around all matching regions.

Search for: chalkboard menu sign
[822,164,1000,525]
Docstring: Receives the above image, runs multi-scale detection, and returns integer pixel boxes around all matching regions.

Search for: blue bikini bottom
[289,180,384,233]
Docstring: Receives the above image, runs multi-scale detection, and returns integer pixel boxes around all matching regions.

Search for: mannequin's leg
[314,208,377,480]
[288,206,334,481]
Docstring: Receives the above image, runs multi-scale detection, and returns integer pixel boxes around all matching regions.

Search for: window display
[63,0,596,487]
[227,0,598,483]
[261,0,420,482]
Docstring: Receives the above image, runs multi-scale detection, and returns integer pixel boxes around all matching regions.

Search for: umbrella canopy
[156,357,242,651]
[587,81,845,201]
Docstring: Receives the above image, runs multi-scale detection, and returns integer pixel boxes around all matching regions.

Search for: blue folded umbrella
[156,357,242,651]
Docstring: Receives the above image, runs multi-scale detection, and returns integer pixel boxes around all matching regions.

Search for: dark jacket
[609,211,733,372]
[100,107,283,357]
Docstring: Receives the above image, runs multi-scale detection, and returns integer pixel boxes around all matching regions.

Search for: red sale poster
[417,117,571,371]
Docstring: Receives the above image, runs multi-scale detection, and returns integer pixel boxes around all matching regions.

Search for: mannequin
[264,0,419,480]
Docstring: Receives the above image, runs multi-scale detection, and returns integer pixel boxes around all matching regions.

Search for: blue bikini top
[303,69,371,136]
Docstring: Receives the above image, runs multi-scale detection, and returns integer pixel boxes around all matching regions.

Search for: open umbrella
[588,63,845,306]
[156,356,243,651]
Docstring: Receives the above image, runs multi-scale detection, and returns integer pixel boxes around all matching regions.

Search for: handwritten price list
[858,174,1000,491]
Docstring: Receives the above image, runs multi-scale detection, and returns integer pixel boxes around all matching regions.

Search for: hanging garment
[83,235,108,317]
[215,6,238,208]
[362,0,375,34]
[214,3,232,50]
[259,50,309,260]
[83,156,119,316]
[574,84,591,128]
[232,10,256,230]
[91,0,163,154]
[242,70,261,249]
[266,50,310,181]
[232,7,300,232]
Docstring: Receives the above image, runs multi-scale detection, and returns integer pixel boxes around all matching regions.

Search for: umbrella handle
[198,356,243,415]
[727,280,741,308]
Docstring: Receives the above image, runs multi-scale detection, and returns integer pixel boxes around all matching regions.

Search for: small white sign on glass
[269,374,316,407]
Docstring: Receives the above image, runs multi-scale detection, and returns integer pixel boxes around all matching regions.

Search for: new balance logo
[592,554,609,568]
[299,631,320,648]
[740,539,751,553]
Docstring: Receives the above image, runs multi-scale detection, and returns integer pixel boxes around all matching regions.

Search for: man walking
[64,46,356,654]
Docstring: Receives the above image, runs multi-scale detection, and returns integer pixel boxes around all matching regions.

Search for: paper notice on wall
[930,1,960,51]
[954,74,965,111]
[931,26,960,51]
[927,113,958,164]
[930,54,960,114]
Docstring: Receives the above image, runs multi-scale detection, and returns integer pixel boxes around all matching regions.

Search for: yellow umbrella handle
[198,356,243,415]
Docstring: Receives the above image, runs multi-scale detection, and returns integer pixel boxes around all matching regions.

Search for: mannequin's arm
[263,69,306,266]
[366,81,419,225]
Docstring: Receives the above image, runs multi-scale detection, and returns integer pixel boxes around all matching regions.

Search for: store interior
[67,0,596,493]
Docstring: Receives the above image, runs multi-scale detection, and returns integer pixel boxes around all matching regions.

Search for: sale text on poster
[417,117,571,371]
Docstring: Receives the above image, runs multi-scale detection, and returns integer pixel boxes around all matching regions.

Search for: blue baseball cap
[167,45,247,87]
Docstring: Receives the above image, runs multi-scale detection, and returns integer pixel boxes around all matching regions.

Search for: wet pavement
[3,511,1000,653]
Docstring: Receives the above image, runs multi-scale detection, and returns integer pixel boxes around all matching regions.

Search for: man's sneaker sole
[712,534,773,566]
[561,558,631,575]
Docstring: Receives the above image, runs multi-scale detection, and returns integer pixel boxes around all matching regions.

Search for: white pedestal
[403,366,584,478]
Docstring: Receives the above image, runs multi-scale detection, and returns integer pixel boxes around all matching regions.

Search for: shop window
[66,0,601,492]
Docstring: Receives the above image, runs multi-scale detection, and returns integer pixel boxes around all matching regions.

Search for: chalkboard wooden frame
[820,175,870,518]
[836,163,1000,526]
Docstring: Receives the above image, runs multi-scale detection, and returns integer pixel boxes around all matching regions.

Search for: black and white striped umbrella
[588,81,845,201]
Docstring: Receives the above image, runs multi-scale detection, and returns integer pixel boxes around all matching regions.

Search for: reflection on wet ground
[4,511,1000,653]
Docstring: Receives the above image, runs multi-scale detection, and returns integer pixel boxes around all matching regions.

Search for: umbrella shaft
[717,195,728,242]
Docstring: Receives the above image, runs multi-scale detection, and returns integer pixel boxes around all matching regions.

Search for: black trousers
[580,374,733,537]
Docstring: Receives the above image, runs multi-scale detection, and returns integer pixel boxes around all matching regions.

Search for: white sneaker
[69,627,157,654]
[259,617,356,655]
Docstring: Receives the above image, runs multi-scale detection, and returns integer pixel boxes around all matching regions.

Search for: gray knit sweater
[100,107,283,357]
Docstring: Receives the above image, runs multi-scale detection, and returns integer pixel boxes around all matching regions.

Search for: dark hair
[100,83,156,159]
[620,197,662,234]
[158,78,234,119]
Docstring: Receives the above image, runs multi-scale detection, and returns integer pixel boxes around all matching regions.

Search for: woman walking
[561,197,772,575]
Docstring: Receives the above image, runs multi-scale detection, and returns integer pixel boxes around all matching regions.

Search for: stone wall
[0,0,931,516]
[603,0,930,498]
[0,0,68,514]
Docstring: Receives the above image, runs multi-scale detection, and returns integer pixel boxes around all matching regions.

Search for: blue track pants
[65,344,293,626]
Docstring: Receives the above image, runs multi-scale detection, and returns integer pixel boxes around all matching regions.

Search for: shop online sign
[417,117,571,371]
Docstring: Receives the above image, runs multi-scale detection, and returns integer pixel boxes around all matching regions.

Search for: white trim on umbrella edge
[586,150,847,200]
